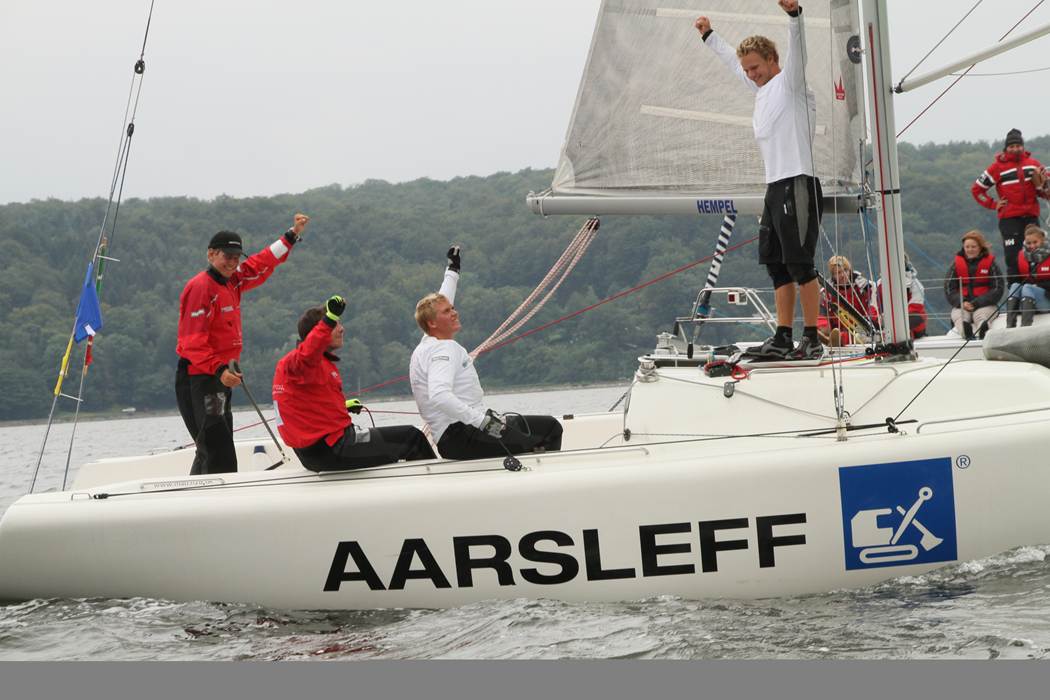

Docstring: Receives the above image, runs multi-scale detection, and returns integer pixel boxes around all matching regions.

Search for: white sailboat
[3,1,1050,610]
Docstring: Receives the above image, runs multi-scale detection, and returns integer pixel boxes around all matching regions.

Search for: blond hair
[415,292,449,334]
[737,35,779,63]
[1024,223,1046,240]
[828,255,853,276]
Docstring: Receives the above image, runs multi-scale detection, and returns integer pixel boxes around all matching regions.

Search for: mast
[861,0,911,354]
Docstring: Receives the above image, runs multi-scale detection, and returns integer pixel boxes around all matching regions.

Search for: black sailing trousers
[437,414,564,460]
[175,358,237,475]
[294,424,437,472]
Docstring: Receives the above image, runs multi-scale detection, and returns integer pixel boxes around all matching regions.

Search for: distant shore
[0,379,630,428]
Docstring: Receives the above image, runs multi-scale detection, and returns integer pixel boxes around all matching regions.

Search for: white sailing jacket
[409,269,487,441]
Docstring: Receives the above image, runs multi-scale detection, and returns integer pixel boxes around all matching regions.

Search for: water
[2,385,1050,660]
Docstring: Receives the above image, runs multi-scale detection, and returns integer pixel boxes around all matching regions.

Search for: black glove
[447,245,461,273]
[479,408,506,438]
[325,295,346,322]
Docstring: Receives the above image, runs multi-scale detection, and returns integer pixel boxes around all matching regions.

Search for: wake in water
[3,545,1049,660]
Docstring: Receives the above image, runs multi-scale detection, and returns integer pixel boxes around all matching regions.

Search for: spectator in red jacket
[272,296,435,471]
[971,128,1046,284]
[175,214,308,475]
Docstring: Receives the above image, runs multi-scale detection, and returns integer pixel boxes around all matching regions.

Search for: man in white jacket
[409,246,563,460]
[696,0,824,360]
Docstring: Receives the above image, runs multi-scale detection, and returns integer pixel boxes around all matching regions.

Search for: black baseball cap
[208,231,244,254]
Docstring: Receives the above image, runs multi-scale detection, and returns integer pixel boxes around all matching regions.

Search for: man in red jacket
[972,128,1047,285]
[272,296,435,471]
[175,213,308,475]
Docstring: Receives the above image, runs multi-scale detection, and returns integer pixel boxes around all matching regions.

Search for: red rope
[352,236,759,395]
[478,236,761,357]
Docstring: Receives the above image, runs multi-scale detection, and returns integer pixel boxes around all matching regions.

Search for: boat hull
[1,416,1047,609]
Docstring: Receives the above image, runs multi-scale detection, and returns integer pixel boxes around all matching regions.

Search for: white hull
[3,356,1049,609]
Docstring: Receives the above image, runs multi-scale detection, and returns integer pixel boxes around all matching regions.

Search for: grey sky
[2,0,1049,204]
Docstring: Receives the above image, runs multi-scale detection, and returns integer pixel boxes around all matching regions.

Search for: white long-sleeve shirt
[409,269,487,441]
[703,14,816,183]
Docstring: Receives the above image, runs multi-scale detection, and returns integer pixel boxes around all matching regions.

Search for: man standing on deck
[175,213,309,475]
[410,246,563,460]
[972,128,1047,286]
[696,0,824,360]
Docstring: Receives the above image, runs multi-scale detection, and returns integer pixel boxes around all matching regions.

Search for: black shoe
[790,336,826,361]
[1021,298,1036,327]
[746,335,794,359]
[1006,298,1020,328]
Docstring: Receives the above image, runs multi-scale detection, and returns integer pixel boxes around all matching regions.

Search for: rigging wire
[32,0,158,494]
[796,7,850,431]
[896,0,985,85]
[950,66,1050,76]
[896,0,1046,139]
[351,236,760,398]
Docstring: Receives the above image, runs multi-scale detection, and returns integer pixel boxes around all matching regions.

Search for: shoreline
[0,379,630,429]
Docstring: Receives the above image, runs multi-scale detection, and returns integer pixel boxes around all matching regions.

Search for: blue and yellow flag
[73,262,103,343]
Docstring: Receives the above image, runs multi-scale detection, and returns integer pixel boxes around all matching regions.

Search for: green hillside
[2,135,1046,421]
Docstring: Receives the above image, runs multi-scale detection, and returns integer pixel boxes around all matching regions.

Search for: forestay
[530,0,866,216]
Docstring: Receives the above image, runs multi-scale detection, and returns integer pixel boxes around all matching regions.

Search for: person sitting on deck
[1009,224,1050,327]
[818,255,871,347]
[410,246,563,461]
[870,254,927,340]
[272,296,435,472]
[943,230,1004,340]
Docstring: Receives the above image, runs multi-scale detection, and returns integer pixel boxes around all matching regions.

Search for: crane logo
[838,457,957,570]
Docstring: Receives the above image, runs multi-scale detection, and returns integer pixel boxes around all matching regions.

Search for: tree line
[1,135,1043,421]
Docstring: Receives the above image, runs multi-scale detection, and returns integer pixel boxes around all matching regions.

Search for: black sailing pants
[437,414,563,461]
[175,358,237,475]
[294,424,437,472]
[1000,216,1038,286]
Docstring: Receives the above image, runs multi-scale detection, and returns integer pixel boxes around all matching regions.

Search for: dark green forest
[2,135,1046,421]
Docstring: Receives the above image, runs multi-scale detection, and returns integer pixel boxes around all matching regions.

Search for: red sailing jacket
[176,235,295,376]
[972,151,1044,219]
[272,320,351,449]
[953,253,995,299]
[821,271,872,343]
[1017,249,1050,283]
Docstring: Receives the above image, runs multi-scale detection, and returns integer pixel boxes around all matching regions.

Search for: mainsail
[529,0,865,215]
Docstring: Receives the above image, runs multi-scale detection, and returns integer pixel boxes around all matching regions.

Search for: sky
[3,0,1050,204]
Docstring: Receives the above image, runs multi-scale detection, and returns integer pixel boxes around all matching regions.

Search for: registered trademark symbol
[956,455,971,469]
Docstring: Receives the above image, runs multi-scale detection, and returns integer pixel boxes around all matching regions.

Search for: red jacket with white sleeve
[971,150,1044,219]
[176,232,297,377]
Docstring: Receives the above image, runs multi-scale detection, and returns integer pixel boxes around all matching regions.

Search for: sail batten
[542,0,865,215]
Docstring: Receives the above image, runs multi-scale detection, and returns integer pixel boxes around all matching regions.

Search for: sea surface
[2,384,1050,660]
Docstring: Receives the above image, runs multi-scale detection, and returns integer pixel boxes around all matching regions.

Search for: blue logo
[838,457,957,570]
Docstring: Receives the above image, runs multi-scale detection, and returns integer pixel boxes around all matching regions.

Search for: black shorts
[759,175,823,266]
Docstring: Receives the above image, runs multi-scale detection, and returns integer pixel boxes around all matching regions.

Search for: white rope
[470,218,600,357]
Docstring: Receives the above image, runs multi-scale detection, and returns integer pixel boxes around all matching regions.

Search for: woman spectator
[943,230,1004,339]
[1010,224,1050,327]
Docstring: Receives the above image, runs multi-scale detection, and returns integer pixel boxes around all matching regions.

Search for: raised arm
[780,1,806,90]
[695,16,757,93]
[438,245,460,304]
